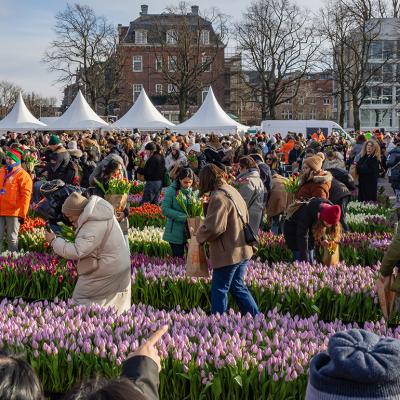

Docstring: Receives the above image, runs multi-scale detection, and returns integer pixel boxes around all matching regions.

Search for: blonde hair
[361,140,381,161]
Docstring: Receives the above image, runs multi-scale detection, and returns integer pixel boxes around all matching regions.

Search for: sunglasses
[266,158,273,161]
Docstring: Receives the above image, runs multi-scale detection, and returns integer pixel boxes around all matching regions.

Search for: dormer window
[200,30,210,45]
[135,30,147,44]
[166,30,177,44]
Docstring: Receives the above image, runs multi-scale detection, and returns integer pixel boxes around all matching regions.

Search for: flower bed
[128,204,166,228]
[347,213,393,233]
[128,227,171,258]
[1,298,399,398]
[347,201,391,216]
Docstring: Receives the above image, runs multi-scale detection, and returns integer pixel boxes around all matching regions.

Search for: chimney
[140,5,148,15]
[191,5,199,15]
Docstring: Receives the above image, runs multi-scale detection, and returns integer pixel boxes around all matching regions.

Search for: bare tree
[24,92,58,118]
[234,0,320,120]
[0,81,22,118]
[151,2,229,122]
[43,3,122,110]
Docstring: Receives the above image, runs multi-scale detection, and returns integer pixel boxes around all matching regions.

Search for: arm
[197,195,228,244]
[237,181,253,205]
[161,189,187,222]
[122,356,159,400]
[18,173,33,218]
[380,232,400,277]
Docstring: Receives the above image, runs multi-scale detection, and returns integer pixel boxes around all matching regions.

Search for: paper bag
[186,236,209,278]
[322,245,340,266]
[105,193,128,212]
[376,275,397,321]
[187,216,203,238]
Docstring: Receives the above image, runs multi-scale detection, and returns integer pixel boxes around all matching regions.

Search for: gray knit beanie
[306,329,400,399]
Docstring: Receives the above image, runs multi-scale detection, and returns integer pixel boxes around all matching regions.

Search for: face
[145,149,151,158]
[5,156,14,165]
[294,144,300,150]
[67,214,79,227]
[49,144,58,152]
[172,149,179,156]
[180,177,193,189]
[265,156,273,164]
[302,163,311,175]
[366,142,373,154]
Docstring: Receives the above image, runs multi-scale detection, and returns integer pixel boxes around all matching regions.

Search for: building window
[133,84,143,101]
[168,56,177,72]
[323,97,330,105]
[202,56,211,72]
[281,110,293,120]
[310,97,316,105]
[202,87,209,103]
[325,109,331,119]
[166,30,177,44]
[200,30,210,45]
[155,84,163,95]
[309,109,316,119]
[361,109,392,127]
[155,56,163,72]
[297,112,304,119]
[168,84,177,94]
[135,30,147,44]
[132,56,143,72]
[300,96,304,105]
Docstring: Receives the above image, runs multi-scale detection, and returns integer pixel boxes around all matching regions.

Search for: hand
[128,325,168,372]
[321,240,330,247]
[116,211,124,222]
[44,230,56,244]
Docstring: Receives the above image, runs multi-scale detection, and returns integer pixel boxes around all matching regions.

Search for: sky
[0,0,324,105]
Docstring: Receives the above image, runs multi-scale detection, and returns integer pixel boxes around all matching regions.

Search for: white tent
[0,93,47,131]
[174,87,248,135]
[43,90,109,131]
[112,88,175,130]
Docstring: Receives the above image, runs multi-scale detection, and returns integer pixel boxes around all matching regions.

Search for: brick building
[117,4,225,123]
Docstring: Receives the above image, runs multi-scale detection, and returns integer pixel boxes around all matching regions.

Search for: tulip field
[1,200,398,399]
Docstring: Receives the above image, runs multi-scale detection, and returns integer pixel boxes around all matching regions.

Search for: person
[288,141,302,166]
[235,157,265,235]
[322,150,345,170]
[296,153,332,200]
[277,136,295,164]
[387,139,400,218]
[0,148,33,252]
[0,353,43,400]
[137,143,165,205]
[165,142,187,179]
[356,140,381,202]
[284,198,341,262]
[45,135,74,183]
[196,164,259,317]
[186,143,207,175]
[67,140,83,163]
[348,134,366,165]
[161,168,195,258]
[108,137,129,167]
[248,148,272,202]
[44,192,131,315]
[265,171,291,235]
[306,329,400,400]
[123,137,137,180]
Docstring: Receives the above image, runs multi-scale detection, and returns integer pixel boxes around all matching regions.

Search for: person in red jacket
[0,148,33,251]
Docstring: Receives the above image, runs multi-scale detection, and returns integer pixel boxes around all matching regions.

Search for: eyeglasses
[266,158,273,161]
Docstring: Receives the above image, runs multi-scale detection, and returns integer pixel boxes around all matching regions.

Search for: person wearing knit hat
[44,194,131,314]
[284,198,341,262]
[306,329,400,400]
[0,147,33,252]
[296,152,333,201]
[48,135,61,146]
[165,141,187,178]
[45,133,73,184]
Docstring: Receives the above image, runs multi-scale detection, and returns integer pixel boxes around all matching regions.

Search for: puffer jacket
[235,169,265,235]
[46,146,71,181]
[165,151,187,172]
[266,174,291,217]
[0,165,33,218]
[52,196,131,306]
[295,171,333,200]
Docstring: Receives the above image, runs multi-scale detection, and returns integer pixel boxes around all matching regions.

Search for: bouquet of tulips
[176,191,204,218]
[129,180,144,195]
[57,222,75,242]
[23,154,40,174]
[95,178,131,212]
[283,173,300,194]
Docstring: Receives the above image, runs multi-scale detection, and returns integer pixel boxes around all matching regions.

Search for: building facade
[117,4,225,123]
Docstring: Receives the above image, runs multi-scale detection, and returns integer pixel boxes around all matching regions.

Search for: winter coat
[356,155,380,201]
[387,147,400,190]
[235,169,265,234]
[326,168,356,192]
[329,178,352,204]
[197,183,253,269]
[46,146,71,182]
[380,229,400,293]
[138,153,165,182]
[165,151,187,172]
[249,153,272,197]
[323,154,346,170]
[52,196,131,312]
[109,145,129,167]
[0,165,32,218]
[161,182,191,245]
[288,148,302,165]
[295,171,333,201]
[265,174,291,217]
[284,198,328,261]
[350,143,364,161]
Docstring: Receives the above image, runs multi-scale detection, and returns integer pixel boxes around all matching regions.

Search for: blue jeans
[211,260,259,317]
[271,214,284,235]
[292,250,315,263]
[141,180,162,204]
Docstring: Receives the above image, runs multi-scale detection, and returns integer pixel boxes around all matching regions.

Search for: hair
[123,138,134,152]
[198,164,226,195]
[326,150,335,158]
[312,219,342,244]
[103,159,121,180]
[361,140,381,161]
[356,134,366,144]
[63,378,147,400]
[145,142,161,154]
[175,168,195,190]
[0,353,43,400]
[239,156,258,170]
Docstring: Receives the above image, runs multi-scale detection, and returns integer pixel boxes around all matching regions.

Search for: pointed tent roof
[112,88,175,130]
[44,90,109,131]
[174,87,248,134]
[0,93,47,131]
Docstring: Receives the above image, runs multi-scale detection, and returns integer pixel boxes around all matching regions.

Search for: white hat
[187,143,200,153]
[67,141,78,150]
[171,142,180,150]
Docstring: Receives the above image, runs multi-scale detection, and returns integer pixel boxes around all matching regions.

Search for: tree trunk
[352,95,360,132]
[339,89,345,127]
[179,93,188,123]
[261,83,267,120]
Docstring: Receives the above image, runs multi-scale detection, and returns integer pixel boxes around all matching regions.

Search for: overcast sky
[0,0,324,104]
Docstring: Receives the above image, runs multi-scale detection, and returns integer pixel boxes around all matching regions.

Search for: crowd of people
[1,126,400,398]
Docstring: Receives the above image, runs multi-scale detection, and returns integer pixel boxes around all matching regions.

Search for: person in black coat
[288,141,302,166]
[138,142,165,205]
[356,140,381,202]
[45,135,72,183]
[387,141,400,213]
[284,198,341,262]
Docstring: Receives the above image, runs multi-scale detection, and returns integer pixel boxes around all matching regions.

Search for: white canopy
[43,90,109,131]
[174,87,248,135]
[0,93,47,131]
[112,88,175,130]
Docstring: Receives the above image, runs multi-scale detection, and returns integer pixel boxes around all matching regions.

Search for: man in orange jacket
[0,148,33,251]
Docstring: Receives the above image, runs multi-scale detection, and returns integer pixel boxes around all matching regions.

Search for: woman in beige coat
[45,192,131,314]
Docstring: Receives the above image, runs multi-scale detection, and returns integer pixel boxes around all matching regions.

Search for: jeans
[211,260,259,317]
[337,196,350,232]
[127,170,134,181]
[0,216,20,252]
[292,249,315,263]
[169,243,185,258]
[141,180,162,205]
[271,214,284,235]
